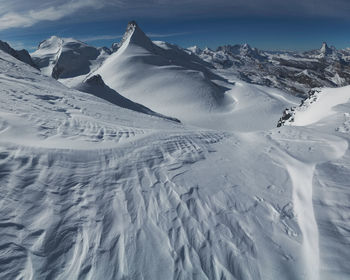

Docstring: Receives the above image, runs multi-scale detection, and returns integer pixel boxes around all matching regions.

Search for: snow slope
[280,85,350,280]
[75,74,180,122]
[291,86,350,126]
[1,41,350,280]
[94,21,232,123]
[190,70,300,131]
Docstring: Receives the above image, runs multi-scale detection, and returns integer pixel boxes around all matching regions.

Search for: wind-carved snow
[272,86,350,279]
[1,31,350,280]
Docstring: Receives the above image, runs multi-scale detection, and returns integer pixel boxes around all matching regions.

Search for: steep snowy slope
[31,36,108,79]
[94,21,232,122]
[2,42,350,280]
[75,74,179,122]
[289,86,350,126]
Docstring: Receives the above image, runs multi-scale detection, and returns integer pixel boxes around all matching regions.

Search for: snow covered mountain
[31,36,108,79]
[1,24,350,280]
[189,42,350,96]
[1,42,350,279]
[32,22,232,125]
[94,21,230,123]
[94,22,300,130]
[30,22,350,126]
[75,74,180,122]
[30,22,350,106]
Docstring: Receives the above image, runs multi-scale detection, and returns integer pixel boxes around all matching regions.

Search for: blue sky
[0,0,349,52]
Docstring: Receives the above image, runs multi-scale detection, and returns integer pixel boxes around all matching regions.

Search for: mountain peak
[187,46,202,55]
[37,36,90,52]
[128,20,138,28]
[37,36,63,51]
[320,42,332,56]
[242,43,251,50]
[119,21,137,45]
[240,43,253,55]
[119,20,153,51]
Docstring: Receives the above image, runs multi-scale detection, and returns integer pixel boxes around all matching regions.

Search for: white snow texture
[1,21,350,280]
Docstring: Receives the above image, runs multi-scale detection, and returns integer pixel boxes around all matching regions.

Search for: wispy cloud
[147,32,190,38]
[4,40,36,51]
[6,40,26,50]
[0,0,350,32]
[79,32,190,43]
[0,0,105,31]
[79,34,123,42]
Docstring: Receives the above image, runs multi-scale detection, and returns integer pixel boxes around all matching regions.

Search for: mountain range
[189,42,350,96]
[27,21,350,101]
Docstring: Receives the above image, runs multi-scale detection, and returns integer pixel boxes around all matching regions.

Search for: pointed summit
[120,21,138,44]
[240,43,253,55]
[320,42,333,56]
[119,20,154,51]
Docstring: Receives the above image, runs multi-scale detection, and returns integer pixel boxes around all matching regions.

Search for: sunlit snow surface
[1,46,350,280]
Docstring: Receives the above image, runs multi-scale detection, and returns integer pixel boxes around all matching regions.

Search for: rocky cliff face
[0,40,38,69]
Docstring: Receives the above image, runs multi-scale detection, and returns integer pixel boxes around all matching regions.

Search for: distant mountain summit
[32,36,106,79]
[189,41,350,96]
[320,42,333,56]
[29,21,350,101]
[109,20,156,54]
[119,20,153,51]
[0,40,37,69]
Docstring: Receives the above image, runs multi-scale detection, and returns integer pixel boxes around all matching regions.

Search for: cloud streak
[0,0,350,31]
[79,35,123,42]
[147,32,190,38]
[0,0,104,31]
[79,32,190,43]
